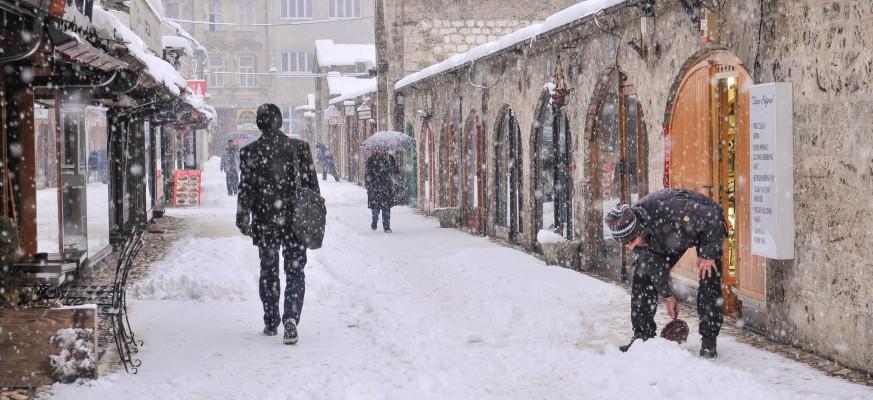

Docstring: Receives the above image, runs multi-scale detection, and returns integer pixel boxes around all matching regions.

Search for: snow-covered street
[49,158,873,400]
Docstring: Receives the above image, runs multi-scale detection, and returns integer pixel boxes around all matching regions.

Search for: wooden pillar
[18,87,37,254]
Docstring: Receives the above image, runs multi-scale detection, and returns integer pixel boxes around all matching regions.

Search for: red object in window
[49,0,65,16]
[173,170,202,207]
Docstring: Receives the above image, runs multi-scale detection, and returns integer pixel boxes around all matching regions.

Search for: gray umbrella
[362,131,414,151]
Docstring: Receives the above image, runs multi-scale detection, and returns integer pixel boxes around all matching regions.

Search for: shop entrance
[667,51,766,316]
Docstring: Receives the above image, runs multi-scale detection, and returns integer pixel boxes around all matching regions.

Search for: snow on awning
[294,93,317,111]
[163,35,194,57]
[183,94,216,121]
[326,73,376,98]
[91,3,187,96]
[395,0,627,90]
[329,79,377,106]
[314,40,376,68]
[163,19,208,55]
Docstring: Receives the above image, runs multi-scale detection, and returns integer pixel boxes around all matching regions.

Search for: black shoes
[619,335,652,352]
[384,227,392,233]
[283,320,298,345]
[263,326,277,336]
[700,336,718,359]
[371,219,378,230]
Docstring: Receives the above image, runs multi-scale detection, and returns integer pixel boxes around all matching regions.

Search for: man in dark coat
[365,150,399,232]
[605,188,726,358]
[236,103,320,345]
[221,140,239,195]
[316,143,339,182]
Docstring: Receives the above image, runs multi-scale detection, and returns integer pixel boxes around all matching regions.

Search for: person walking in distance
[365,149,399,233]
[221,140,240,196]
[605,188,726,358]
[316,143,340,182]
[236,103,320,345]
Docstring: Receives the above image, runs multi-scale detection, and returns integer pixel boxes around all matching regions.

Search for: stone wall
[394,0,873,373]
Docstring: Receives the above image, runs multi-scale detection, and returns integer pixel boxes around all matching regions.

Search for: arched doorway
[532,94,573,248]
[666,50,763,316]
[462,110,484,233]
[404,123,418,206]
[588,68,649,279]
[494,106,523,241]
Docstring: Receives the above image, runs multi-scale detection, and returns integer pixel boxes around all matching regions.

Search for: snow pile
[395,0,626,90]
[182,95,216,121]
[131,236,259,301]
[315,39,376,67]
[162,20,207,55]
[91,3,187,96]
[295,93,317,111]
[537,229,566,244]
[49,328,96,382]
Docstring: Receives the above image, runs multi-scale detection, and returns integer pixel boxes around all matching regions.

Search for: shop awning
[47,26,128,71]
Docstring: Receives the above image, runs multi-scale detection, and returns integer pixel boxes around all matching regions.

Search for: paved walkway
[47,158,873,400]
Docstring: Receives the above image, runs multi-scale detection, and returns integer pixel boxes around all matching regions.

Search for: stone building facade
[391,0,873,374]
[376,0,582,129]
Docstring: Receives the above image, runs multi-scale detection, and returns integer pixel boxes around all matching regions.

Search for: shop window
[534,98,572,241]
[495,107,523,239]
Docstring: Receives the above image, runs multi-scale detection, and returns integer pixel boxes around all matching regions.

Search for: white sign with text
[749,82,795,259]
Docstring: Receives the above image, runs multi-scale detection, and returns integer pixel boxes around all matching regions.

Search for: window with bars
[329,0,361,18]
[239,55,256,87]
[208,55,224,88]
[280,0,312,19]
[281,51,312,72]
[237,3,255,31]
[208,1,222,31]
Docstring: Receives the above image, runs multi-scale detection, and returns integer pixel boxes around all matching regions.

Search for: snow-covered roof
[395,0,626,90]
[329,79,377,105]
[315,40,376,68]
[326,73,377,99]
[91,3,187,96]
[303,111,316,118]
[163,35,193,56]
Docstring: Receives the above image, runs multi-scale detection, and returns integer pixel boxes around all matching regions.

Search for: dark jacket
[632,188,726,297]
[222,146,239,177]
[365,153,399,209]
[236,130,320,246]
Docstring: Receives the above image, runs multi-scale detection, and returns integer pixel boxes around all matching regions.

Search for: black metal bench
[60,228,145,373]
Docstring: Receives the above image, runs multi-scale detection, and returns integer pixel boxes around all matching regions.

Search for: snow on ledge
[315,39,376,68]
[394,0,627,90]
[91,3,187,96]
[537,229,567,244]
[329,79,377,105]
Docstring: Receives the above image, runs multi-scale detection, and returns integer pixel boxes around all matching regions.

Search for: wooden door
[668,53,767,316]
[464,113,484,232]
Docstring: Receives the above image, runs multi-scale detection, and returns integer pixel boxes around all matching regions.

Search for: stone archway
[531,92,573,250]
[493,105,523,241]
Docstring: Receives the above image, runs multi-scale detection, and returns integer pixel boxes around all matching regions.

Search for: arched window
[494,106,523,239]
[404,123,418,206]
[533,97,573,242]
[462,111,484,233]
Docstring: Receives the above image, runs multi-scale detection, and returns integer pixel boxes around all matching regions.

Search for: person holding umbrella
[365,149,399,232]
[363,131,410,233]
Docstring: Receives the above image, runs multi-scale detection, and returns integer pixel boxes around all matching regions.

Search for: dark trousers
[631,256,723,339]
[258,243,306,329]
[371,208,391,228]
[226,173,239,195]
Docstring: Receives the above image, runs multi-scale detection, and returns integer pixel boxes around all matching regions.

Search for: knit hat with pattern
[605,203,642,244]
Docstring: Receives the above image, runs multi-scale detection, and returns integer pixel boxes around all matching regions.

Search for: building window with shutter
[329,0,361,18]
[281,51,312,73]
[280,0,312,19]
[208,1,222,31]
[208,55,224,88]
[237,3,255,31]
[239,55,256,87]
